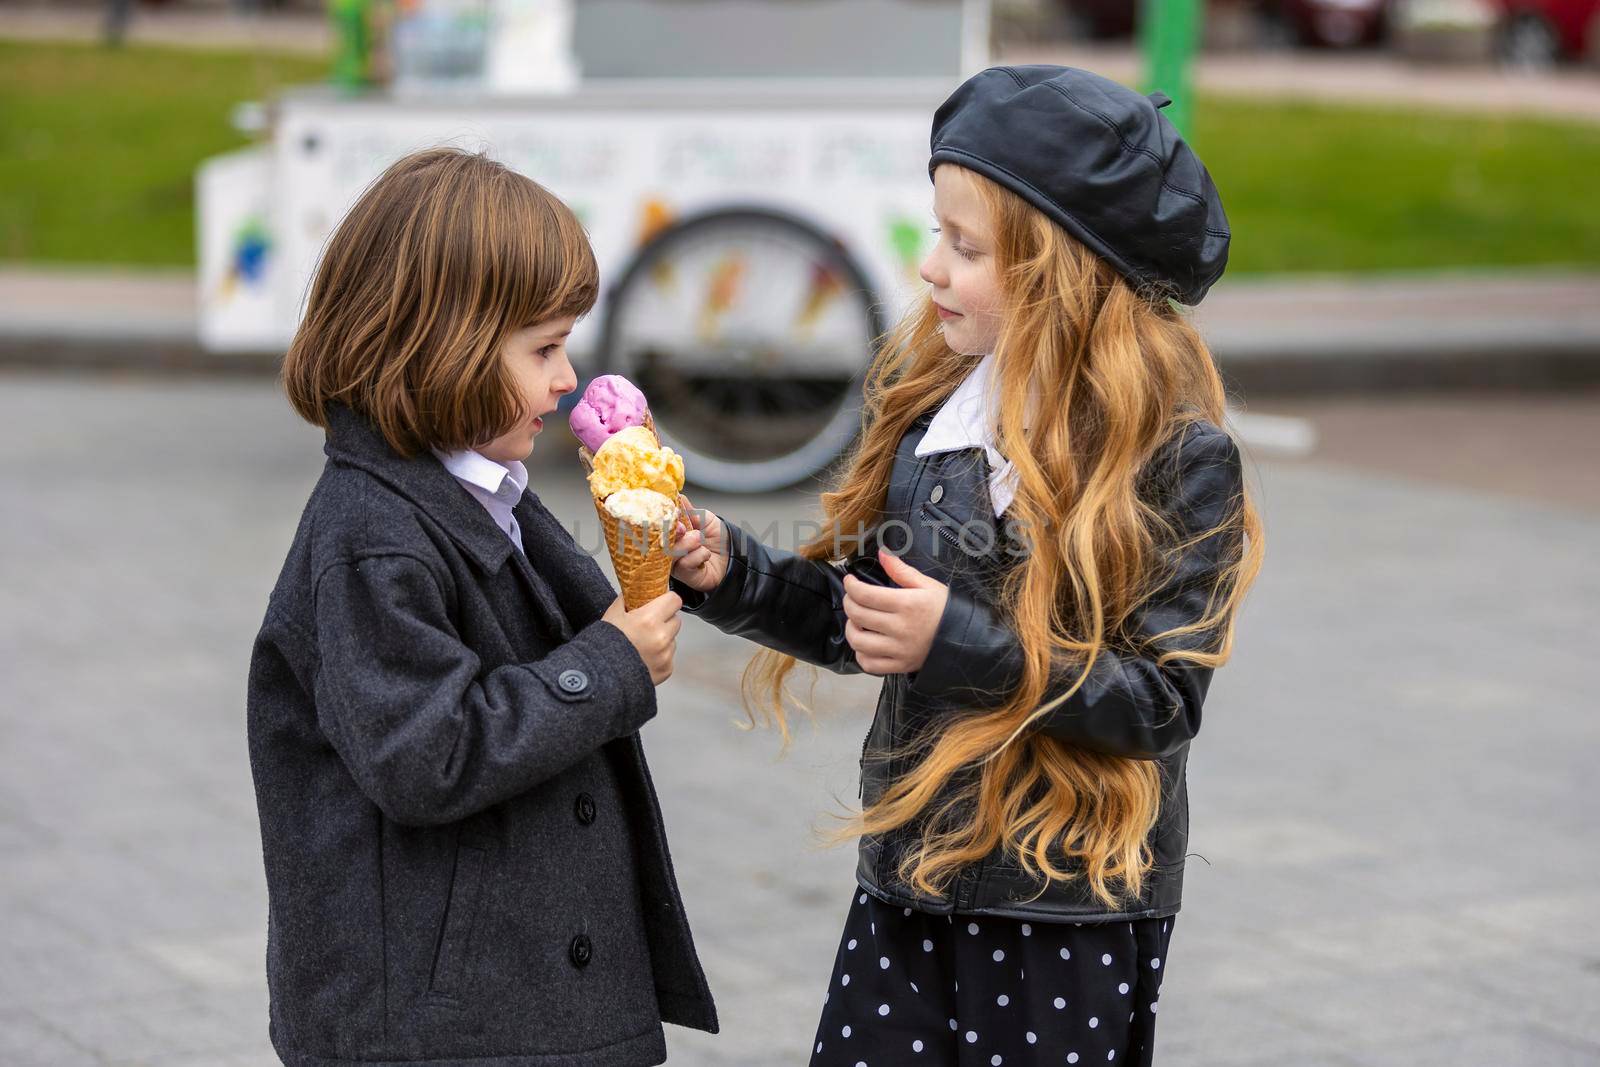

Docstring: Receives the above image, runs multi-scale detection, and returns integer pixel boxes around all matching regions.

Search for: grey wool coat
[246,402,716,1067]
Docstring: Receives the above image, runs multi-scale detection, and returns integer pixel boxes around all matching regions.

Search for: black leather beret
[929,65,1230,306]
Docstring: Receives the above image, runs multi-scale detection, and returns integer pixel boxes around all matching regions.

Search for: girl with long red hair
[672,66,1264,1066]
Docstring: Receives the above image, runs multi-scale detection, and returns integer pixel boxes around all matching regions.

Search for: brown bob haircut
[283,147,598,457]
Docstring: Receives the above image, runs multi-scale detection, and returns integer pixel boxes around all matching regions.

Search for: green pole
[330,0,372,92]
[1139,0,1202,136]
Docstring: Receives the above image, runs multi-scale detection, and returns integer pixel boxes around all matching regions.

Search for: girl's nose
[553,354,578,396]
[919,248,944,289]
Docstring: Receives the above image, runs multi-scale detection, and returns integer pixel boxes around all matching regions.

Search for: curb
[4,329,1596,395]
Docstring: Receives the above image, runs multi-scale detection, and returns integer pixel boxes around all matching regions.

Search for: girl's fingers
[841,594,899,636]
[842,573,905,611]
[844,620,896,658]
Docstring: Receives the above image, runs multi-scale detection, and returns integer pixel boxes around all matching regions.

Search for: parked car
[1489,0,1600,63]
[1057,0,1391,48]
[1275,0,1392,45]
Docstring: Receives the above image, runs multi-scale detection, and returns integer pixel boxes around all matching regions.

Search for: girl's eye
[931,226,979,261]
[538,344,560,357]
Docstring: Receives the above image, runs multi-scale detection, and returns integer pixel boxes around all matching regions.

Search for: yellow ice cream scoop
[587,425,685,500]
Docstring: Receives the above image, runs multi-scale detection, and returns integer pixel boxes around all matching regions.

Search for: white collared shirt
[912,352,1028,517]
[431,447,530,555]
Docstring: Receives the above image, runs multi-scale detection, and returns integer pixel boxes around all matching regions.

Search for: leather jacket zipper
[920,500,972,554]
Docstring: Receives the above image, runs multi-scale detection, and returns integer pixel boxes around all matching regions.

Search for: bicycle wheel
[599,207,883,493]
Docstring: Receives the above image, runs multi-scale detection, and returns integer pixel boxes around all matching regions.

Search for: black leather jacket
[675,411,1244,922]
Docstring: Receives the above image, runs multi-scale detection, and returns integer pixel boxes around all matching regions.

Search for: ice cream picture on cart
[571,375,686,610]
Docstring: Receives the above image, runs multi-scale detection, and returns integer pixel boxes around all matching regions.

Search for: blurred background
[1,0,1598,1064]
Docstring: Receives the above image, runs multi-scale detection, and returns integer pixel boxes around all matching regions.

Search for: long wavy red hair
[741,166,1264,909]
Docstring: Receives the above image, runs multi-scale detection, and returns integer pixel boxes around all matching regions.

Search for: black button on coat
[247,403,716,1067]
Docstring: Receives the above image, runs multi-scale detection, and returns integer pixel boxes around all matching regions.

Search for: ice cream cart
[198,0,991,491]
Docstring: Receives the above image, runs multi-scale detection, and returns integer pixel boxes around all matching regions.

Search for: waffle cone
[593,493,677,610]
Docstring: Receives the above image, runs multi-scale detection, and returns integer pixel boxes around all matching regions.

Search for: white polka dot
[871,922,876,934]
[1022,923,1032,936]
[913,1040,924,1053]
[923,939,934,953]
[1129,1012,1135,1022]
[857,1062,867,1067]
[1118,982,1129,995]
[1151,1001,1159,1014]
[967,922,980,935]
[1060,947,1071,961]
[1068,1055,1080,1064]
[842,1024,852,1037]
[949,1018,958,1031]
[880,957,890,970]
[816,1043,822,1054]
[992,949,1005,963]
[966,1031,978,1044]
[848,938,858,950]
[911,981,920,993]
[878,1004,891,1017]
[1053,996,1066,1009]
[905,908,913,917]
[842,974,851,986]
[1163,921,1168,933]
[1089,1016,1100,1029]
[1109,1052,1117,1061]
[1101,953,1112,966]
[1020,969,1026,980]
[955,980,959,992]
[859,893,867,904]
[1151,957,1162,970]
[1026,1031,1037,1044]
[991,1057,1003,1066]
[997,994,1009,1007]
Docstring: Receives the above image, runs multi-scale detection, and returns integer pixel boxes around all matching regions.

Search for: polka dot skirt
[809,887,1173,1067]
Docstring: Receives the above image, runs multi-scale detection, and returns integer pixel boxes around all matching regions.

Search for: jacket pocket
[427,843,488,1000]
[919,500,1003,564]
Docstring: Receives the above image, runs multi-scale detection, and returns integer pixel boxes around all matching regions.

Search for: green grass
[0,40,325,265]
[3,39,1599,274]
[1192,95,1600,275]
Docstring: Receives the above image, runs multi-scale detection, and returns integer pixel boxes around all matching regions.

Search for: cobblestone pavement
[1,372,1597,1066]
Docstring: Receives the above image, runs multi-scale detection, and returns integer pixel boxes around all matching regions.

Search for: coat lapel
[513,494,617,629]
[321,403,579,641]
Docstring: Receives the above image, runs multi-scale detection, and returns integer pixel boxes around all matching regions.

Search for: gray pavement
[1,372,1598,1065]
[4,267,1598,394]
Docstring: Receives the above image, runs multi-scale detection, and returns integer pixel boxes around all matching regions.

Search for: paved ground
[6,267,1598,396]
[1,371,1597,1065]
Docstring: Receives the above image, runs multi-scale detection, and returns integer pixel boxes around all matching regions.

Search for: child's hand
[602,592,682,686]
[841,549,949,676]
[670,494,728,594]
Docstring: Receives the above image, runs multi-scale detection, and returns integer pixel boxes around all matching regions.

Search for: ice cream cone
[594,493,677,610]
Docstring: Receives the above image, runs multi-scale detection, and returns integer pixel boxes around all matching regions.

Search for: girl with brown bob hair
[249,147,712,1067]
[670,67,1262,1065]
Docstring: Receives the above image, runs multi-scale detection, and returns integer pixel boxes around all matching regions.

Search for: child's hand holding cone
[671,494,728,594]
[601,591,682,686]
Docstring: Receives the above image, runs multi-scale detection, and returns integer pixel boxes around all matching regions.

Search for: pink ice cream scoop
[569,374,650,453]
